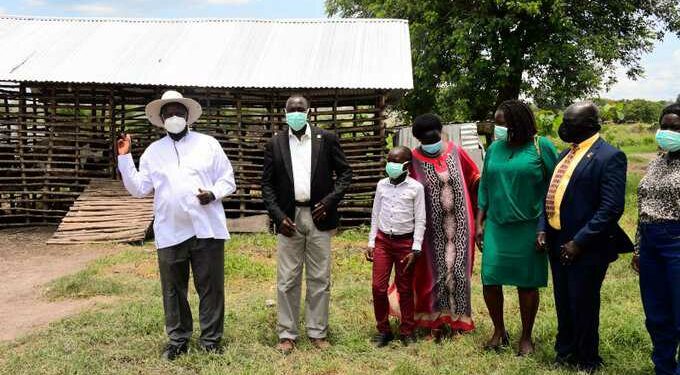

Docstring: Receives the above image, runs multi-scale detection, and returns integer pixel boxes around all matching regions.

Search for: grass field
[0,136,659,374]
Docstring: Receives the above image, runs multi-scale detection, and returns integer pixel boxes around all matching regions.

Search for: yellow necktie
[545,144,579,220]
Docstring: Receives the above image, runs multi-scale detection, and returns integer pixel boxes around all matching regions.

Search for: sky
[0,0,678,102]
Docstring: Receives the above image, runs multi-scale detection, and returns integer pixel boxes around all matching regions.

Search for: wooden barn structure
[0,16,413,232]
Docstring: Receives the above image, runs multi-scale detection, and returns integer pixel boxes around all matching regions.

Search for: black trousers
[550,256,609,370]
[157,237,225,346]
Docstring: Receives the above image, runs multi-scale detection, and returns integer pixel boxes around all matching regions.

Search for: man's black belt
[295,201,311,207]
[379,230,414,240]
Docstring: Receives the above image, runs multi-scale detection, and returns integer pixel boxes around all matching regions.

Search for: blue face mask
[494,125,508,141]
[421,140,443,155]
[286,110,308,132]
[656,130,680,152]
[385,161,407,179]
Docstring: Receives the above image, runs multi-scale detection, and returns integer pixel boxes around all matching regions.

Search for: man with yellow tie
[536,102,633,373]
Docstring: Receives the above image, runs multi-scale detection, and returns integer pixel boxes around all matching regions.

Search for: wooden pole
[74,86,81,179]
[44,88,56,220]
[17,84,28,224]
[108,88,116,178]
[332,90,338,132]
[377,93,387,163]
[236,92,245,217]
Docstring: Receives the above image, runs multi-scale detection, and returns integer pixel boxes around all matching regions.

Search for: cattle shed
[0,16,413,233]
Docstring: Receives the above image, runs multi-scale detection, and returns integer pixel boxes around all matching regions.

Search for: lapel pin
[587,152,593,158]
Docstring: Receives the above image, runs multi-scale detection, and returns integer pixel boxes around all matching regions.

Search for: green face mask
[656,130,680,152]
[385,161,408,179]
[494,125,508,141]
[286,110,308,131]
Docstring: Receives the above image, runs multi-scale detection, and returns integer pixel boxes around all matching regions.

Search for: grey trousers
[157,237,225,346]
[277,207,333,340]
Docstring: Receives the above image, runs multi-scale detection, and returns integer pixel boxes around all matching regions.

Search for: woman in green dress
[476,100,559,355]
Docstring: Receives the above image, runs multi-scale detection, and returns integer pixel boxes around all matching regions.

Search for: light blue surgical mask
[494,125,508,141]
[421,140,443,155]
[286,110,308,132]
[656,129,680,152]
[385,161,408,179]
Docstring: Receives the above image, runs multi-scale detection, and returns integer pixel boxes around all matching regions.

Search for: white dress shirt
[289,125,312,202]
[368,176,426,251]
[117,130,236,249]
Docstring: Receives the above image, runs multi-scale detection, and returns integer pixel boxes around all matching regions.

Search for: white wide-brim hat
[145,90,202,128]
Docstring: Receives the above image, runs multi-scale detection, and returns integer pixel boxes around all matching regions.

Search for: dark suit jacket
[538,137,634,264]
[262,126,352,232]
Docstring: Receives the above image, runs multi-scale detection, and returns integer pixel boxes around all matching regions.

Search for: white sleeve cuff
[117,153,134,170]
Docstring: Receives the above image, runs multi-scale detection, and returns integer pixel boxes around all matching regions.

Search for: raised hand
[117,133,131,155]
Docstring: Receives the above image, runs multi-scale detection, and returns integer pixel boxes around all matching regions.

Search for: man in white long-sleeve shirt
[116,90,235,360]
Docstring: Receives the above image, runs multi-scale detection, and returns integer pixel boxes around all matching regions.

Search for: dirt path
[0,227,122,342]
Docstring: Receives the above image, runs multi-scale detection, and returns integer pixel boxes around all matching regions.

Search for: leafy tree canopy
[327,0,680,121]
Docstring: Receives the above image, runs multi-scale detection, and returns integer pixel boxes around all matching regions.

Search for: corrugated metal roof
[0,16,413,90]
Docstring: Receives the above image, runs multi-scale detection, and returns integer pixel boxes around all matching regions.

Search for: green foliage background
[326,0,680,122]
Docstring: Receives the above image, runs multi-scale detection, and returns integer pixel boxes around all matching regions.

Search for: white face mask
[164,116,187,134]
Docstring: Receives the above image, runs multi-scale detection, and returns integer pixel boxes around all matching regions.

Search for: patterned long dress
[389,141,480,332]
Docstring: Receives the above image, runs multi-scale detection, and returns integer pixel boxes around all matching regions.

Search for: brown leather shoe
[276,339,295,354]
[310,338,331,350]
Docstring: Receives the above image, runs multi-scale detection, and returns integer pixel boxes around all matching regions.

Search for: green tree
[534,109,562,137]
[623,99,666,123]
[602,102,626,124]
[326,0,680,121]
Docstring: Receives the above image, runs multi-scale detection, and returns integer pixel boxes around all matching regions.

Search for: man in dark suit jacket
[262,94,352,354]
[537,102,633,372]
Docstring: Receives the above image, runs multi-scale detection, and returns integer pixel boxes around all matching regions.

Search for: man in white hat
[116,90,235,360]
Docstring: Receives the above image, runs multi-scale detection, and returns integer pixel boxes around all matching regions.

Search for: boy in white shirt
[366,146,426,347]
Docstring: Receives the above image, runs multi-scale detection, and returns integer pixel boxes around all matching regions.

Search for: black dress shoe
[200,342,223,354]
[161,342,188,361]
[399,334,417,346]
[373,332,394,347]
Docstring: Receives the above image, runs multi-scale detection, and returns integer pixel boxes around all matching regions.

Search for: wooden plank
[47,178,153,244]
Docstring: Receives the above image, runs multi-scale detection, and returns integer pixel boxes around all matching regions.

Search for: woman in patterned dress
[632,103,680,375]
[391,113,480,338]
